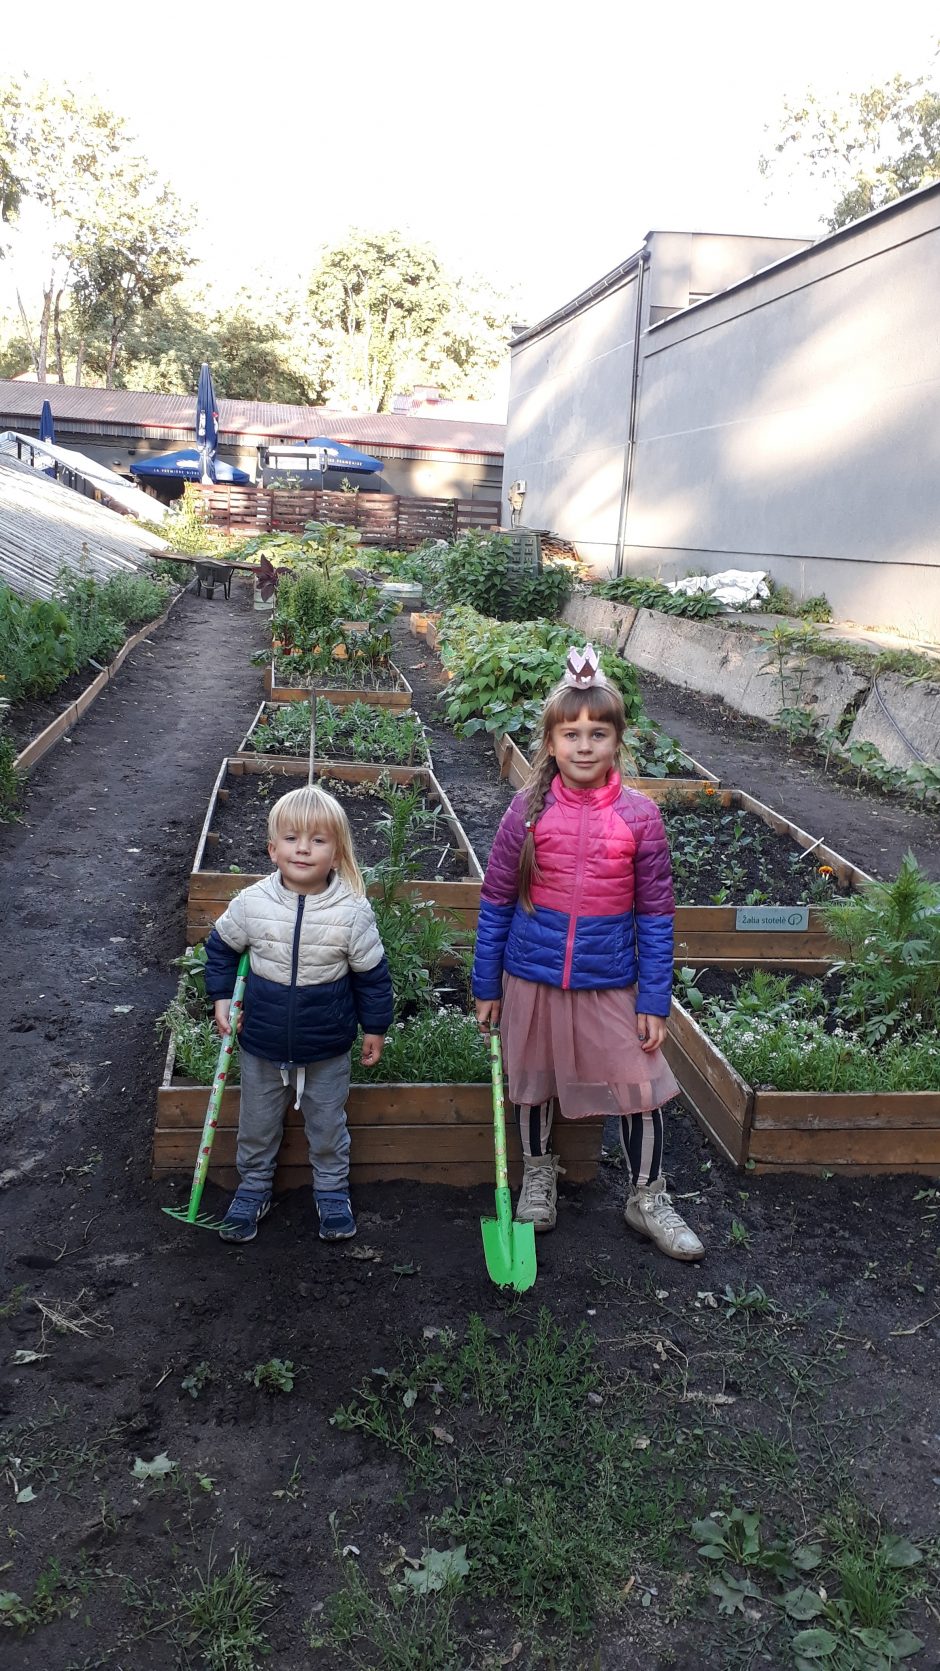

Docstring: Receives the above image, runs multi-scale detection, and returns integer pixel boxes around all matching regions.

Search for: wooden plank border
[155,1041,599,1187]
[13,588,184,775]
[266,657,413,711]
[491,732,718,798]
[667,997,940,1176]
[187,756,483,943]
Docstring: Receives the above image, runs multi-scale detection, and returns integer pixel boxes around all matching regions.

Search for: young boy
[204,785,393,1244]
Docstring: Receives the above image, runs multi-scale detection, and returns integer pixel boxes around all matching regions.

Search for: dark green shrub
[0,586,77,700]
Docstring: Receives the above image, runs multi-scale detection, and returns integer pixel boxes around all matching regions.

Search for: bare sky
[3,0,938,325]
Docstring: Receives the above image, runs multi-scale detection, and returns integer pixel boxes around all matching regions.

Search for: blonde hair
[518,676,634,912]
[267,785,365,895]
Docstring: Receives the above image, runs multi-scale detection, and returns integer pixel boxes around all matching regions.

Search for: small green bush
[597,575,724,618]
[0,586,77,701]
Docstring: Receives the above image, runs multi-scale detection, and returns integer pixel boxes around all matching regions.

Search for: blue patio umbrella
[38,400,55,444]
[196,362,219,484]
[304,437,383,474]
[130,448,251,484]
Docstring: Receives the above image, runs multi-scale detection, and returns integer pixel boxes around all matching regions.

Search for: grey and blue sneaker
[218,1187,272,1244]
[314,1190,356,1241]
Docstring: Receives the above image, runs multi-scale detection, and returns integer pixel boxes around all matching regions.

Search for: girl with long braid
[472,646,704,1260]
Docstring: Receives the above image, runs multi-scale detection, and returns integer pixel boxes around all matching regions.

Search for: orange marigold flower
[817,864,835,876]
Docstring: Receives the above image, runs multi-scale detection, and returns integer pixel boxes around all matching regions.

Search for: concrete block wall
[560,595,939,766]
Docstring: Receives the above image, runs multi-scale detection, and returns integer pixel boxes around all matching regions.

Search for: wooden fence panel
[195,486,502,548]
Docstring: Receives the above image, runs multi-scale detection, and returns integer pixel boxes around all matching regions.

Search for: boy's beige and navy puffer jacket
[204,871,393,1064]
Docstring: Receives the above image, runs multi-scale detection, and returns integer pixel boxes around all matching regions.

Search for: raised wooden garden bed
[664,997,940,1177]
[410,610,441,639]
[492,740,869,967]
[187,756,482,943]
[492,731,718,797]
[236,702,430,767]
[13,591,180,775]
[263,657,413,710]
[154,1039,599,1188]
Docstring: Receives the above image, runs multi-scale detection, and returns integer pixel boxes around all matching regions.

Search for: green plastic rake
[163,951,249,1231]
[480,1031,537,1291]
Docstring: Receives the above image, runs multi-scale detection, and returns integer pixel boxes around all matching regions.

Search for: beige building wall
[503,231,810,567]
[627,187,940,636]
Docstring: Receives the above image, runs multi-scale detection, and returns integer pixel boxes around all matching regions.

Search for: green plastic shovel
[163,951,250,1231]
[480,1031,537,1291]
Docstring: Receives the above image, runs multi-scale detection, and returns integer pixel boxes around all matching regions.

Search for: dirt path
[0,595,937,1669]
[637,671,940,881]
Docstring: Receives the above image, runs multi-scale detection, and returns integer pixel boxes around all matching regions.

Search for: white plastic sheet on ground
[666,569,769,610]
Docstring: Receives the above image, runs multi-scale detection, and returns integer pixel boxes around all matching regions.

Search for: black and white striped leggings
[516,1101,664,1188]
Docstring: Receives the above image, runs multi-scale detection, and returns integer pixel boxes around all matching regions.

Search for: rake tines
[161,1206,227,1231]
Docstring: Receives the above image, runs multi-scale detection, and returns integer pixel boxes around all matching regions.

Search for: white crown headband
[563,644,601,689]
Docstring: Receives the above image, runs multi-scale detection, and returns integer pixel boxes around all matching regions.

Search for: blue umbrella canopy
[130,448,250,484]
[38,400,55,444]
[304,436,383,473]
[196,362,219,484]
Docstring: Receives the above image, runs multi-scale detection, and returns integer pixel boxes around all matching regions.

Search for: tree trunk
[74,339,86,385]
[53,288,66,383]
[105,328,121,389]
[36,279,53,382]
[16,289,40,380]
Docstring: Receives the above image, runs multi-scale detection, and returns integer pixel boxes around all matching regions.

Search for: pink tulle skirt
[499,976,679,1119]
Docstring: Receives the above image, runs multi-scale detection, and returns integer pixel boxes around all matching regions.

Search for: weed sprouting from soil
[175,1551,276,1671]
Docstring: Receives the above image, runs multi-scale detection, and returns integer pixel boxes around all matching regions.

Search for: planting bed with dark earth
[661,792,849,907]
[638,671,940,882]
[203,768,469,882]
[0,590,938,1670]
[272,661,404,693]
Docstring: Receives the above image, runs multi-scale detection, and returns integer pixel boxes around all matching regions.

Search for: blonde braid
[518,748,558,913]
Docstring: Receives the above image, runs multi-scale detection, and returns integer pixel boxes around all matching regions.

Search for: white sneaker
[515,1154,563,1232]
[624,1174,704,1261]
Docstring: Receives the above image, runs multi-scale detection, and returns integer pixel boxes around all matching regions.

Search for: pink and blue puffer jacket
[471,772,675,1016]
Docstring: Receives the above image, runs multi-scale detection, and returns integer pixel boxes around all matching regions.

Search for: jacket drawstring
[279,1062,306,1110]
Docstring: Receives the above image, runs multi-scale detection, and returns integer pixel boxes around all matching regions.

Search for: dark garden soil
[661,792,850,906]
[6,666,107,756]
[204,768,469,881]
[638,671,940,882]
[5,602,179,758]
[0,594,938,1669]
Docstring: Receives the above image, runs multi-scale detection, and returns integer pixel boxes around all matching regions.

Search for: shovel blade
[161,1205,225,1232]
[480,1213,537,1292]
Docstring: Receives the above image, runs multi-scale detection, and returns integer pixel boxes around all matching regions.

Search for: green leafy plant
[824,854,940,1043]
[0,702,21,822]
[246,1358,295,1394]
[181,1360,214,1400]
[437,605,641,742]
[597,574,724,617]
[249,698,428,765]
[332,1310,682,1640]
[423,530,573,621]
[308,1539,466,1669]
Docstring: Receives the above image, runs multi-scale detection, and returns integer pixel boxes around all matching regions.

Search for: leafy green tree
[762,64,940,229]
[308,228,451,411]
[307,228,511,411]
[68,165,193,386]
[0,78,195,385]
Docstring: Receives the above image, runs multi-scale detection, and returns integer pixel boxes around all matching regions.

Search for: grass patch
[175,1552,275,1671]
[331,1309,687,1644]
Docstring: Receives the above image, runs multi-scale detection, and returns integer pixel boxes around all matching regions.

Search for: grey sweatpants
[237,1047,352,1193]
